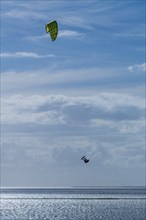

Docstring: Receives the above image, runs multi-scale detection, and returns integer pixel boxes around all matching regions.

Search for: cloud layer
[1,93,145,185]
[2,93,145,133]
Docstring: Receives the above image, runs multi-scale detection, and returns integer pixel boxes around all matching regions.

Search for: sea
[0,187,145,220]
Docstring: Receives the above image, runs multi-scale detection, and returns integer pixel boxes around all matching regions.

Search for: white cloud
[0,52,54,58]
[103,141,145,168]
[127,63,146,73]
[2,9,47,20]
[59,30,84,38]
[25,30,84,42]
[1,94,145,136]
[0,67,115,94]
[91,119,144,134]
[24,35,48,41]
[1,93,145,183]
[113,33,145,38]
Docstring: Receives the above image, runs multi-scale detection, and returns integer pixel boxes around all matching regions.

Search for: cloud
[1,94,145,136]
[25,30,84,42]
[0,67,118,94]
[24,35,48,41]
[0,52,54,59]
[103,141,145,168]
[127,63,146,73]
[60,15,90,29]
[1,93,145,176]
[113,33,145,38]
[1,1,145,186]
[59,30,84,38]
[2,9,47,20]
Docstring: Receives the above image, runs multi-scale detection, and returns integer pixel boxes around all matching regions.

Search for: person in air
[81,156,89,163]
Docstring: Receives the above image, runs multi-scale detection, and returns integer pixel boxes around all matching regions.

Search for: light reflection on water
[0,188,146,220]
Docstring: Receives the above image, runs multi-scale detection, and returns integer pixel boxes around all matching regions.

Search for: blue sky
[1,0,145,187]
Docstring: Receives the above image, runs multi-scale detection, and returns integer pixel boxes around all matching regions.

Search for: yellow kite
[45,20,58,41]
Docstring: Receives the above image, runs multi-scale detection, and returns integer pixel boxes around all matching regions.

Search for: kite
[45,20,58,41]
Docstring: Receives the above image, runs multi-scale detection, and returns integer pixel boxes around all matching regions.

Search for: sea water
[0,187,145,220]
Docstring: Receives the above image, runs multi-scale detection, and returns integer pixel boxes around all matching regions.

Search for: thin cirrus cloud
[0,52,55,58]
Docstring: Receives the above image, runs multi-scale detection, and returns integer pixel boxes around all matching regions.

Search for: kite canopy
[45,20,58,41]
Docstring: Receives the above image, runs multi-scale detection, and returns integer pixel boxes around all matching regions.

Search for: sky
[1,0,145,187]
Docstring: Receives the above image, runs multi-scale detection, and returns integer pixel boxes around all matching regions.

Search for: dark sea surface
[0,187,146,220]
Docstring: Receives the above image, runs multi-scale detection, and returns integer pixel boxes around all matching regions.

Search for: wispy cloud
[127,63,146,73]
[59,30,84,38]
[2,9,47,20]
[113,33,145,38]
[0,52,55,58]
[25,30,84,42]
[25,35,48,41]
[0,67,117,94]
[1,65,145,97]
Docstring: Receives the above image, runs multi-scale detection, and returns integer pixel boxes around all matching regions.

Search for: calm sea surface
[0,187,145,220]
